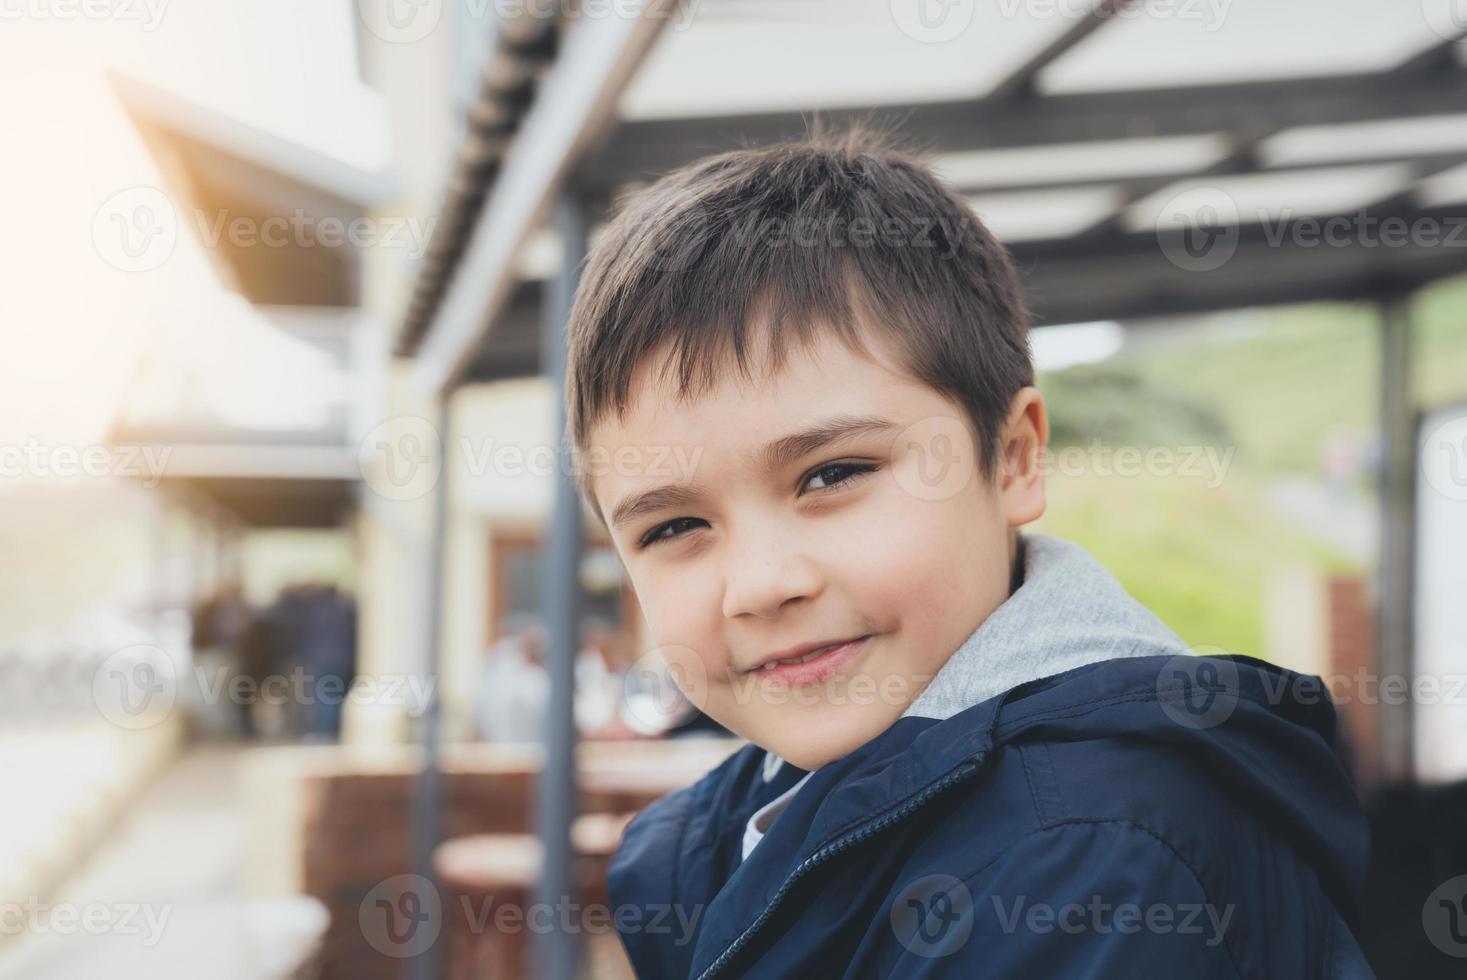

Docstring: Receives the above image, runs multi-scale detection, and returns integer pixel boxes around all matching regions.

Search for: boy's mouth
[742,634,874,683]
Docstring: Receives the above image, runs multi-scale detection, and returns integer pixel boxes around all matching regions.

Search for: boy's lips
[742,634,874,685]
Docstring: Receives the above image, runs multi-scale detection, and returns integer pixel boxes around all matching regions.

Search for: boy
[564,132,1372,977]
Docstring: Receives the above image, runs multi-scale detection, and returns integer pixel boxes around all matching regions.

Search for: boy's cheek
[719,689,914,771]
[630,587,694,651]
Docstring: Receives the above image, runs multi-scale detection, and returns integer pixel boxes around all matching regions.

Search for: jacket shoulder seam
[1017,742,1067,826]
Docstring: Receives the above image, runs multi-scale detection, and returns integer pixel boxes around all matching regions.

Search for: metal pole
[533,189,588,980]
[410,395,452,980]
[1376,295,1416,784]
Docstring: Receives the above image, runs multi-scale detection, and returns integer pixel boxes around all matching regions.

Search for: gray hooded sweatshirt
[743,530,1191,859]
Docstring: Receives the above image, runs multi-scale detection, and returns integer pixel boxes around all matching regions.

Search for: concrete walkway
[0,743,325,979]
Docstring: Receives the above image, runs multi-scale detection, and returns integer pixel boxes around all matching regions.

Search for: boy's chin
[749,704,908,772]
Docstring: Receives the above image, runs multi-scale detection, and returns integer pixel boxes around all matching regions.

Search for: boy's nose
[721,547,825,621]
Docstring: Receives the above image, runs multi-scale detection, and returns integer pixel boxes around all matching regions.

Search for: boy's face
[589,324,1046,770]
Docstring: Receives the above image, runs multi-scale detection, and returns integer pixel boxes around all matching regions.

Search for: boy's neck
[1007,530,1026,597]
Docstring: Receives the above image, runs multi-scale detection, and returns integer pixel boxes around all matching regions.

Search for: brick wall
[287,740,742,979]
[1326,575,1379,786]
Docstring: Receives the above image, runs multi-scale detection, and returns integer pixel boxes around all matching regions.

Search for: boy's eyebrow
[610,483,708,533]
[609,414,897,532]
[744,413,898,473]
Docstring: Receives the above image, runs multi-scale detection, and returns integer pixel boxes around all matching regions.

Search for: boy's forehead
[592,327,885,450]
[584,368,776,500]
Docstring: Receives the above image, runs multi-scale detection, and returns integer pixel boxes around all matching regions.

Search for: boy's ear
[997,386,1048,527]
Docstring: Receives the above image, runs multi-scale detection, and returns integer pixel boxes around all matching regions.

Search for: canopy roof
[395,0,1467,389]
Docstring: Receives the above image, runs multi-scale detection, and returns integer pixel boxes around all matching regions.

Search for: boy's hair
[565,129,1034,523]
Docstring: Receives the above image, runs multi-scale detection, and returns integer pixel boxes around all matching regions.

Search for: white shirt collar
[741,757,814,861]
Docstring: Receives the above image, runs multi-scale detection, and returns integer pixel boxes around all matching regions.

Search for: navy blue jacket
[606,655,1374,978]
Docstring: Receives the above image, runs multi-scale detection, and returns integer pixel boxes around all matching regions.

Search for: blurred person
[190,582,250,652]
[269,584,310,736]
[574,617,624,738]
[473,616,550,744]
[191,582,259,737]
[298,584,356,741]
[233,605,279,739]
[476,614,672,742]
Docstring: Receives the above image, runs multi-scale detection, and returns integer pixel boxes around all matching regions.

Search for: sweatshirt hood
[899,530,1191,721]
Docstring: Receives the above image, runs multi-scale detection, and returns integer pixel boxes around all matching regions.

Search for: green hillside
[1033,274,1467,660]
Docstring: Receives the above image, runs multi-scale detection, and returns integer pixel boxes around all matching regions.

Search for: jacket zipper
[693,752,990,980]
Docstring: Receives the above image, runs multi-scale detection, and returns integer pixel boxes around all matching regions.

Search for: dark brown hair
[566,129,1033,523]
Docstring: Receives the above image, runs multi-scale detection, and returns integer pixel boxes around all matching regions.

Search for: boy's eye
[801,461,877,494]
[636,461,878,550]
[638,516,706,549]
